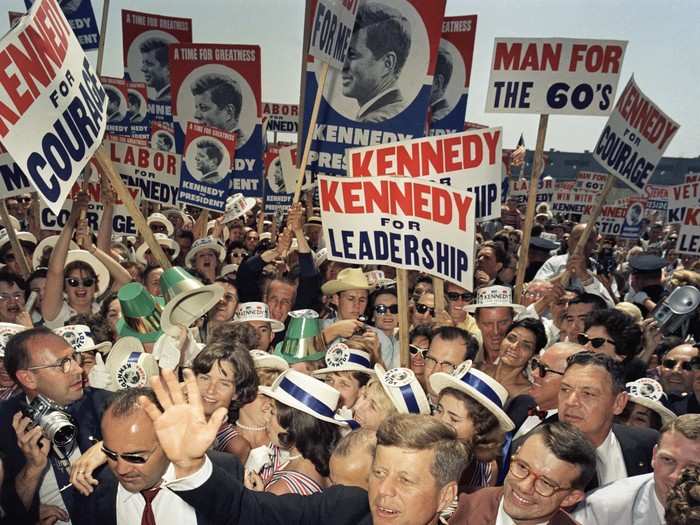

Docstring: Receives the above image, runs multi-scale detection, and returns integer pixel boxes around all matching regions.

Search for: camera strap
[48,447,76,516]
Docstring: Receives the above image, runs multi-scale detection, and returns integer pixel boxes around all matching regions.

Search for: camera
[651,285,700,337]
[21,395,77,449]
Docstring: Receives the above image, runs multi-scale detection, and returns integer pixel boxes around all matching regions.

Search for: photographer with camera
[0,327,112,524]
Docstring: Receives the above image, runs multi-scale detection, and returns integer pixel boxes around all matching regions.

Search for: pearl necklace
[235,420,267,432]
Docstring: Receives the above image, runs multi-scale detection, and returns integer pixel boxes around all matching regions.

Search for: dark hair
[584,308,642,359]
[208,321,258,349]
[105,387,160,418]
[506,318,547,356]
[660,414,700,442]
[139,38,168,66]
[65,313,115,344]
[665,465,700,525]
[353,3,411,75]
[127,92,141,107]
[27,267,47,286]
[431,325,478,362]
[435,45,453,86]
[568,292,607,311]
[275,401,340,477]
[156,132,174,149]
[617,400,663,431]
[121,261,145,281]
[479,240,509,267]
[4,327,65,383]
[176,229,194,243]
[262,275,298,304]
[142,265,164,285]
[525,421,597,490]
[191,74,242,120]
[409,324,433,345]
[565,351,626,394]
[196,140,224,166]
[106,88,120,106]
[99,292,119,318]
[0,270,27,293]
[191,342,258,421]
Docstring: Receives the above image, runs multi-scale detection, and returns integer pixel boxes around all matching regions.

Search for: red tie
[140,487,160,525]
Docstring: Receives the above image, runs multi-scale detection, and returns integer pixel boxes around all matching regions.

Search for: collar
[596,428,618,454]
[155,84,170,99]
[357,86,398,118]
[117,464,171,504]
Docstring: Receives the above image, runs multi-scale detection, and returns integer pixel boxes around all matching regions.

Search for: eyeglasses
[409,345,427,358]
[26,352,80,374]
[415,303,435,316]
[102,445,158,464]
[65,277,95,288]
[446,292,473,303]
[509,457,572,497]
[577,333,616,349]
[150,224,168,233]
[0,292,24,302]
[662,358,694,372]
[530,358,565,378]
[374,304,398,315]
[424,355,457,373]
[17,197,31,204]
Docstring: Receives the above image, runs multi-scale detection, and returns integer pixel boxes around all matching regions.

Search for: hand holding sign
[286,203,305,234]
[75,218,94,252]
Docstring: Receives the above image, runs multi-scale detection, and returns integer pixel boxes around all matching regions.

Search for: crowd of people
[0,188,698,525]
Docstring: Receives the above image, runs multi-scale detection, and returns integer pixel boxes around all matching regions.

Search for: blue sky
[4,0,699,157]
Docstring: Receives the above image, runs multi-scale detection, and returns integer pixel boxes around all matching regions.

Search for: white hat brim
[77,341,112,354]
[313,364,376,376]
[185,241,226,267]
[464,303,525,314]
[375,364,431,415]
[259,385,346,426]
[630,396,677,425]
[65,250,110,296]
[251,353,289,372]
[147,215,174,236]
[32,236,78,269]
[429,372,515,432]
[135,238,180,265]
[232,317,285,333]
[161,283,225,332]
[223,197,256,224]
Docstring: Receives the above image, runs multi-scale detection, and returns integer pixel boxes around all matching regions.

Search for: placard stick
[514,114,549,300]
[293,62,329,203]
[94,148,171,269]
[0,201,31,278]
[305,191,314,221]
[95,0,110,76]
[256,210,265,236]
[433,277,445,313]
[397,269,410,368]
[28,193,41,240]
[193,209,209,239]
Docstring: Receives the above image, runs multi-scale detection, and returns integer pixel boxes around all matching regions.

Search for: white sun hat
[104,336,159,391]
[249,349,289,372]
[429,360,515,432]
[375,364,430,415]
[65,249,110,296]
[219,263,239,278]
[185,237,226,267]
[134,233,180,265]
[232,302,285,332]
[259,369,346,426]
[625,378,677,425]
[146,213,174,236]
[463,285,525,314]
[313,341,376,376]
[0,229,36,253]
[222,193,256,224]
[32,235,79,270]
[54,325,112,354]
[0,322,27,358]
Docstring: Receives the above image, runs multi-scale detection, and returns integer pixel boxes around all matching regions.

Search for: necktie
[140,487,161,525]
[527,406,547,420]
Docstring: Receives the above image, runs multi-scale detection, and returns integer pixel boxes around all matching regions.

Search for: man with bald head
[657,343,699,411]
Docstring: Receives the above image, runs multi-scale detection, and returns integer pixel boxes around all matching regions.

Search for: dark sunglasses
[662,358,695,372]
[530,358,564,378]
[577,333,615,349]
[65,277,95,288]
[409,344,427,358]
[446,291,473,302]
[374,304,398,315]
[16,197,31,203]
[415,303,435,316]
[101,446,155,464]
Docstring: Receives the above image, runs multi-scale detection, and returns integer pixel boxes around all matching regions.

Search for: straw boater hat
[116,282,165,343]
[0,323,26,358]
[625,378,677,425]
[250,349,289,371]
[463,285,525,314]
[259,369,346,426]
[135,233,180,265]
[206,220,230,241]
[0,216,21,232]
[152,327,203,370]
[146,213,174,236]
[65,249,110,296]
[159,267,224,332]
[232,302,285,332]
[54,325,112,354]
[364,270,396,291]
[375,364,431,415]
[222,193,256,224]
[321,267,371,295]
[313,341,376,376]
[185,237,226,267]
[105,336,159,391]
[0,229,36,253]
[429,360,515,432]
[274,309,325,364]
[162,207,187,225]
[32,236,78,269]
[219,263,239,278]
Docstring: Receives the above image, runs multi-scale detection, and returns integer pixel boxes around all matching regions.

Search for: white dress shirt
[513,409,558,440]
[595,430,628,486]
[38,446,82,525]
[496,498,549,525]
[116,463,199,525]
[533,254,615,307]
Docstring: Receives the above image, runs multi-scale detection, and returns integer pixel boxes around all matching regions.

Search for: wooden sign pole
[0,201,31,278]
[95,148,172,269]
[514,114,549,300]
[432,277,445,313]
[293,62,329,203]
[396,268,410,368]
[95,0,110,76]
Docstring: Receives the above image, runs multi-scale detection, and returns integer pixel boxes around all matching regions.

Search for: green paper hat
[159,266,224,332]
[116,282,165,343]
[274,309,325,364]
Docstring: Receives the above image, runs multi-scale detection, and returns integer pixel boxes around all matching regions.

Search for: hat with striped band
[313,341,376,376]
[375,364,430,415]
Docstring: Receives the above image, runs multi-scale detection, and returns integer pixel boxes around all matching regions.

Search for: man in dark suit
[450,422,595,525]
[0,327,112,524]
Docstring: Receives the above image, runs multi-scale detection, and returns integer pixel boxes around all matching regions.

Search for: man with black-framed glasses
[449,421,595,524]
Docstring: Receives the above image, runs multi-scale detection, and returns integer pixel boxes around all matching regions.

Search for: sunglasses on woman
[414,303,435,316]
[65,277,95,288]
[409,344,427,358]
[374,304,398,315]
[577,333,615,349]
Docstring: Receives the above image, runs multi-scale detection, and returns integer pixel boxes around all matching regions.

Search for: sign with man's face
[263,145,293,214]
[101,76,130,136]
[126,81,150,140]
[25,0,100,50]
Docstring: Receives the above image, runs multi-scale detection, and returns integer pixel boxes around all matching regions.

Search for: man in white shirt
[572,414,700,525]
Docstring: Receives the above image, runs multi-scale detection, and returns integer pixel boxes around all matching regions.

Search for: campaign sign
[677,205,700,256]
[106,135,181,207]
[687,173,700,184]
[25,0,99,50]
[644,183,669,217]
[347,127,501,221]
[279,144,315,193]
[308,0,359,70]
[0,151,34,198]
[429,15,477,136]
[169,43,263,197]
[8,11,24,26]
[178,122,236,212]
[125,81,150,140]
[300,0,446,178]
[150,121,176,152]
[575,171,608,193]
[122,9,192,121]
[0,0,107,215]
[667,182,700,225]
[619,197,647,239]
[592,205,626,237]
[263,145,293,214]
[319,174,475,289]
[263,102,299,134]
[101,76,130,136]
[508,176,555,206]
[593,75,680,194]
[486,38,626,115]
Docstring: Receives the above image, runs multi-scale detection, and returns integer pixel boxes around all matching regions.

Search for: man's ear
[15,369,36,391]
[331,293,340,308]
[382,52,398,75]
[612,391,628,416]
[437,481,458,513]
[560,489,585,509]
